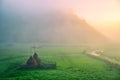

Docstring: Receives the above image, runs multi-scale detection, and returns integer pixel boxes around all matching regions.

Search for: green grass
[0,43,120,80]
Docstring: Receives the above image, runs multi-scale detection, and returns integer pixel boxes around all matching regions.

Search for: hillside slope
[0,11,108,44]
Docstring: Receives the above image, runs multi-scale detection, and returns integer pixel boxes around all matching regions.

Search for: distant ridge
[0,10,109,44]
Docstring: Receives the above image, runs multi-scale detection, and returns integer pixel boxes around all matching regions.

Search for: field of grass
[0,43,120,80]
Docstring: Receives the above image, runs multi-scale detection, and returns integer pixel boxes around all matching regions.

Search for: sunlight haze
[1,0,120,42]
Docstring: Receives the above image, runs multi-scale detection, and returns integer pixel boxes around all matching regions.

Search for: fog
[0,0,117,45]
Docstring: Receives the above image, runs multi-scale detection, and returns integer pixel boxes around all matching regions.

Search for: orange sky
[71,0,120,42]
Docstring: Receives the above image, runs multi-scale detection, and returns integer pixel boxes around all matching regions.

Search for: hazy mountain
[0,11,108,44]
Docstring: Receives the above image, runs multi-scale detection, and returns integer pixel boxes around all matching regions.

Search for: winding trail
[87,50,120,68]
[90,51,100,57]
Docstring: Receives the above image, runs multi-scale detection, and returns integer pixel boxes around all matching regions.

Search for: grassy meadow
[0,43,120,80]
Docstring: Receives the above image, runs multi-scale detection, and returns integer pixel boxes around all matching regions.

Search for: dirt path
[90,51,115,63]
[90,51,100,57]
[88,50,120,68]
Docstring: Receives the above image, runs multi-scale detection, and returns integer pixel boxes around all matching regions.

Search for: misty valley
[1,0,120,80]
